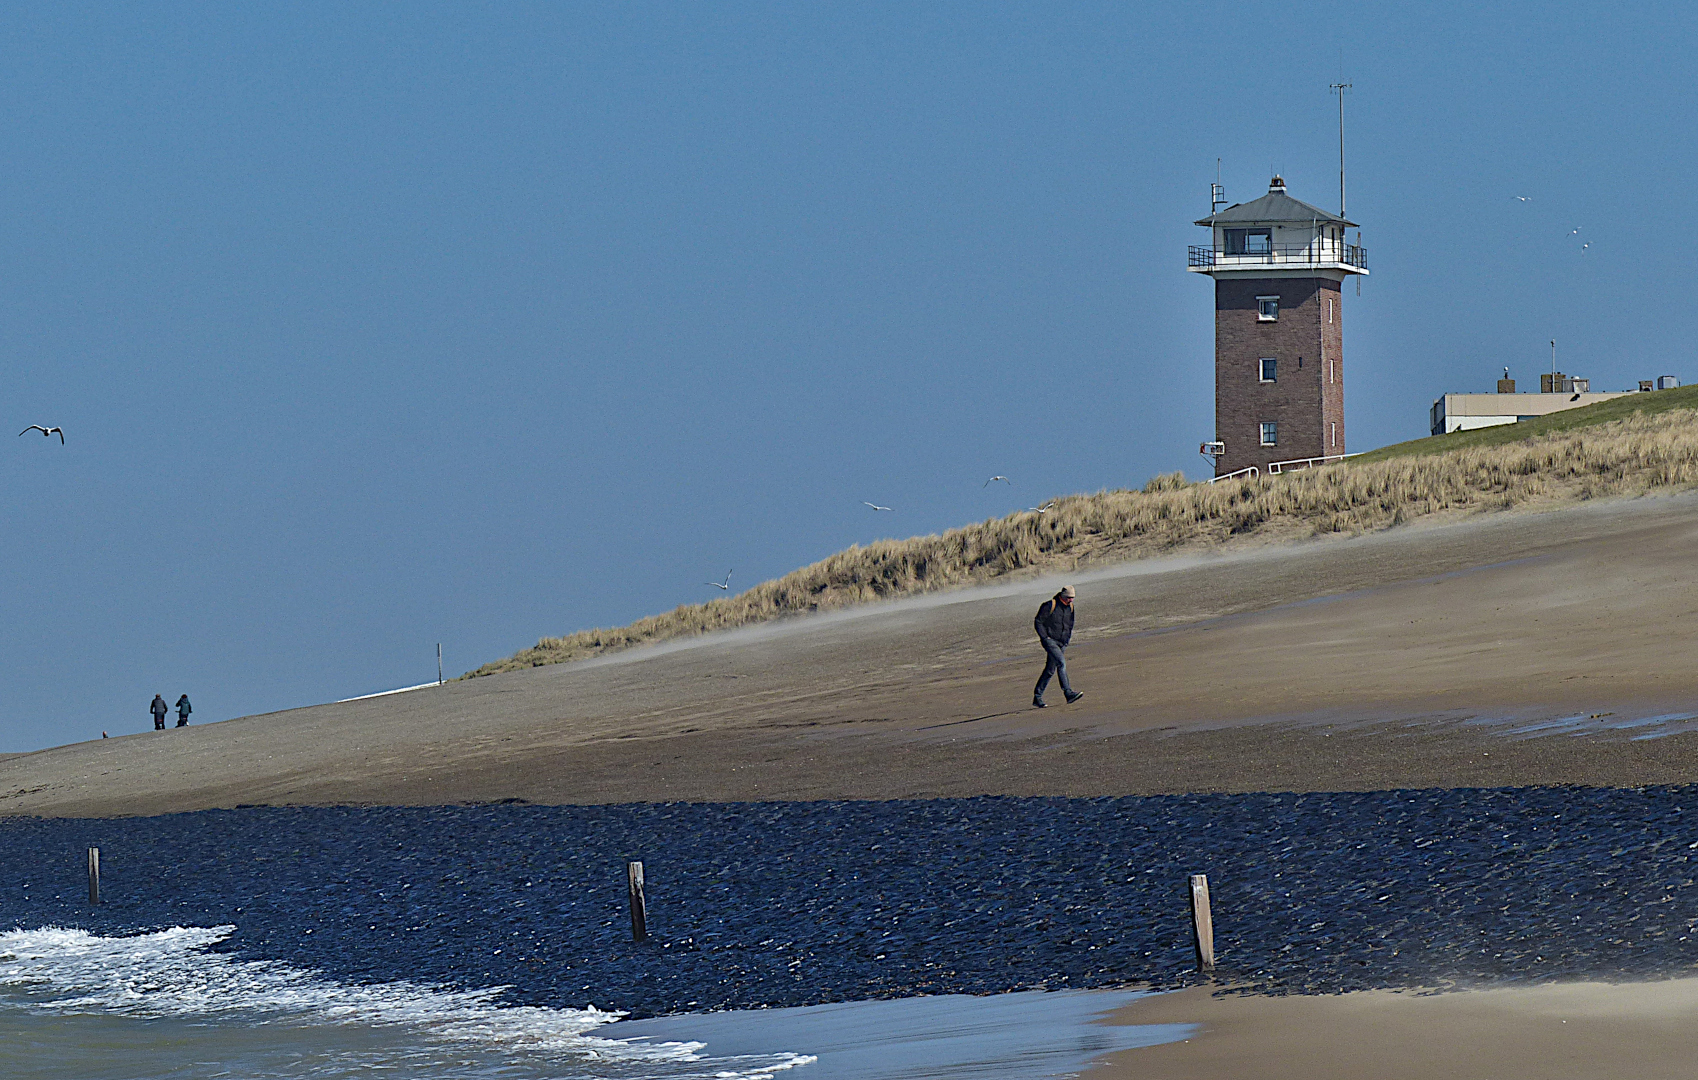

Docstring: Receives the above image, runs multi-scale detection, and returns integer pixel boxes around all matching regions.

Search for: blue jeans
[1034,639,1074,701]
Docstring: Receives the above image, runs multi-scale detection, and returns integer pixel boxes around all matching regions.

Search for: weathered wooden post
[87,847,101,906]
[1189,873,1214,971]
[627,861,648,942]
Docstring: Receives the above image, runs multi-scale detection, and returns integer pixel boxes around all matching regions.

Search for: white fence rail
[1208,466,1260,483]
[1266,452,1359,474]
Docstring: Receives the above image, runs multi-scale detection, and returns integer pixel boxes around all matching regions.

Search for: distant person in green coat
[175,694,192,728]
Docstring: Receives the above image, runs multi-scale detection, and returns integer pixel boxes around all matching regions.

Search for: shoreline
[1092,980,1698,1079]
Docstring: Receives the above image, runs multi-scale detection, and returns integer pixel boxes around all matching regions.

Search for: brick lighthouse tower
[1189,176,1367,477]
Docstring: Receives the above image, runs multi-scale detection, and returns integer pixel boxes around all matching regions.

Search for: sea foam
[0,925,813,1078]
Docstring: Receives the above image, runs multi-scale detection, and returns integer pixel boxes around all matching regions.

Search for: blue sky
[2,2,1693,751]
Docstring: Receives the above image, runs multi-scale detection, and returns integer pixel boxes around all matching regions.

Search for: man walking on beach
[1032,586,1083,708]
[175,694,192,727]
[150,693,168,731]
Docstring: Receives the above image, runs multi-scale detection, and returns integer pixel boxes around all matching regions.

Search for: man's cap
[1058,585,1076,598]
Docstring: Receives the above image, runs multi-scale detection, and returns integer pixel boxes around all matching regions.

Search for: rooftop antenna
[1211,158,1226,213]
[1329,81,1352,217]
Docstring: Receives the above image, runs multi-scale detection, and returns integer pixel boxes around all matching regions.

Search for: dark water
[4,789,1698,1015]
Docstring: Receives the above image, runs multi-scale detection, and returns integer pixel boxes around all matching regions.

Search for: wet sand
[8,493,1698,816]
[1094,980,1698,1079]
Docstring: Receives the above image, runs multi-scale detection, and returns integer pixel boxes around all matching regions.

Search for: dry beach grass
[472,386,1698,675]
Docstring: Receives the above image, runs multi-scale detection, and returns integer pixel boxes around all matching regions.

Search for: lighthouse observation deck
[1188,239,1367,273]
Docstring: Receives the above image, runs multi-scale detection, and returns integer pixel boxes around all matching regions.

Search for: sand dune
[7,493,1698,817]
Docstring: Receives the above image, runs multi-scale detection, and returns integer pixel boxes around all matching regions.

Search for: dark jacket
[1034,599,1075,647]
[150,696,167,717]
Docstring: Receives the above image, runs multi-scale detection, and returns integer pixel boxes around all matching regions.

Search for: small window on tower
[1260,422,1278,446]
[1257,296,1279,321]
[1260,358,1277,383]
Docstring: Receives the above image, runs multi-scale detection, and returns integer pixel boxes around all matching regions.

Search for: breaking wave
[0,925,813,1079]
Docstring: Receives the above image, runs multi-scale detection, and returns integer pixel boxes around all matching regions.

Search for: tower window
[1260,422,1278,446]
[1225,228,1273,255]
[1257,296,1279,321]
[1259,358,1277,383]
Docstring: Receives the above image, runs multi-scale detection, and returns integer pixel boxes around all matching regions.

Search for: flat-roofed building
[1430,390,1630,436]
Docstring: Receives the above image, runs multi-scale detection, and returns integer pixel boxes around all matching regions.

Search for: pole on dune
[87,847,100,905]
[437,643,444,686]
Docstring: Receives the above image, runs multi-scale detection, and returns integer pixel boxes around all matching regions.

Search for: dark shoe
[1032,698,1047,708]
[1065,691,1084,704]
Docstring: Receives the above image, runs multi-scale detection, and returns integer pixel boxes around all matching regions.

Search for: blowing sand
[7,493,1698,816]
[1094,979,1698,1079]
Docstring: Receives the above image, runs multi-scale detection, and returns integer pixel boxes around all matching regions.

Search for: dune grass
[467,393,1698,677]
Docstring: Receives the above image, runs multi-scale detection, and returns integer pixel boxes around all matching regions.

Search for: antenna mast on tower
[1330,81,1352,217]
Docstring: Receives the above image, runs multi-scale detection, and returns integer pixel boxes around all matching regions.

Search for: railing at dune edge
[1208,454,1359,483]
[1208,466,1260,483]
[1267,452,1361,474]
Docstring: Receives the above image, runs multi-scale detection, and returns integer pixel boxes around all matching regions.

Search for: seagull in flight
[863,501,894,512]
[983,475,1011,487]
[1028,502,1056,514]
[1513,196,1532,202]
[1569,227,1582,235]
[705,569,732,591]
[19,425,63,444]
[1581,242,1590,251]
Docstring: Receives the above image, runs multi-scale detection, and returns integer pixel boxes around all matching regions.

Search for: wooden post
[87,847,100,906]
[627,861,648,942]
[1189,873,1214,971]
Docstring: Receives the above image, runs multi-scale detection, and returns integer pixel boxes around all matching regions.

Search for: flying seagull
[1581,242,1590,252]
[1028,502,1056,514]
[705,569,732,591]
[19,425,63,443]
[1569,227,1582,235]
[1513,196,1532,201]
[863,501,894,512]
[983,475,1010,487]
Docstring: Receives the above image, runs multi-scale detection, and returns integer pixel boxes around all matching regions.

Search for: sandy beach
[1096,980,1698,1079]
[5,493,1698,816]
[8,493,1698,1076]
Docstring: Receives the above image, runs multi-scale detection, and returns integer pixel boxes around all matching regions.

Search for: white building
[1430,391,1631,435]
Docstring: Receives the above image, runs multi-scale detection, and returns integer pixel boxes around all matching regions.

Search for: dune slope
[8,492,1698,816]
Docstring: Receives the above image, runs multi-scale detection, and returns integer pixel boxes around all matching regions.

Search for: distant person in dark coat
[176,694,192,728]
[1032,585,1083,708]
[150,694,168,731]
